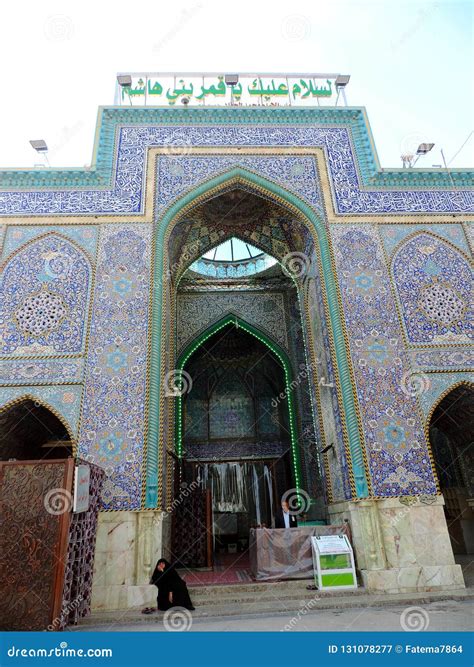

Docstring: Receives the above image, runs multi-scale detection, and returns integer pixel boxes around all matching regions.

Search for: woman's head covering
[150,558,177,585]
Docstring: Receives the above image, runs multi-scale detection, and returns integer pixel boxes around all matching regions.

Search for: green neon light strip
[175,315,302,494]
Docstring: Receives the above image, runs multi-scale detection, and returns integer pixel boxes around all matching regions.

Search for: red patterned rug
[182,552,254,587]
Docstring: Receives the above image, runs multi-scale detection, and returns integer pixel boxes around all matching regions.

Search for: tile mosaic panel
[78,224,152,510]
[0,234,92,357]
[331,224,438,496]
[0,358,84,385]
[0,124,471,216]
[392,233,473,346]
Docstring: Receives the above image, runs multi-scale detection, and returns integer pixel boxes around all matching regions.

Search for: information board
[311,534,357,591]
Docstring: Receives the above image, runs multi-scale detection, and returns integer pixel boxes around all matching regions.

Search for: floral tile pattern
[77,225,152,510]
[0,109,472,510]
[379,223,471,258]
[0,234,92,357]
[1,226,98,261]
[331,225,438,496]
[0,358,84,385]
[392,233,473,345]
[156,154,322,214]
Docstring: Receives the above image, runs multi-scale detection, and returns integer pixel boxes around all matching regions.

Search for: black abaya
[150,561,195,611]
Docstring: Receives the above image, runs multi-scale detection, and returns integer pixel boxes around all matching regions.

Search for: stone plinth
[328,495,465,594]
[91,510,171,611]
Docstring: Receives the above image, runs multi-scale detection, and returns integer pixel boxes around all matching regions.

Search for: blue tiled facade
[0,105,472,509]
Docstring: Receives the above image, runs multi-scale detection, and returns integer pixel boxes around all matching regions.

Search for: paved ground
[71,599,473,632]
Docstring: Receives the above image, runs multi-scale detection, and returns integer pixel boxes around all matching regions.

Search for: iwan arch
[0,104,472,611]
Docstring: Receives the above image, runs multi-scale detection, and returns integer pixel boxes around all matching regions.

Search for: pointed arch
[1,230,94,270]
[175,314,303,492]
[0,232,92,356]
[390,229,472,265]
[391,231,473,346]
[0,393,76,456]
[425,380,474,432]
[176,230,284,283]
[146,169,370,508]
[425,380,474,525]
[177,300,290,357]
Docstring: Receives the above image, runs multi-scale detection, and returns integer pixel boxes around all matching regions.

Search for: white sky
[0,0,472,170]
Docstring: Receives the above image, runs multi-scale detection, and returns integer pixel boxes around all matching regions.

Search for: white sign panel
[313,534,351,554]
[73,464,90,513]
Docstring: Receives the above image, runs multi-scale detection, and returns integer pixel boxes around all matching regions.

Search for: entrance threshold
[182,552,254,586]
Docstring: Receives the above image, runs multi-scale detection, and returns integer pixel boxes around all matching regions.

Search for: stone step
[107,579,364,613]
[77,587,473,629]
[187,587,367,606]
[186,580,323,596]
[185,577,366,594]
[181,594,361,608]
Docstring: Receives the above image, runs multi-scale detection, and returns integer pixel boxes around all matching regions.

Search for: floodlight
[335,75,350,87]
[416,143,435,155]
[225,74,239,86]
[117,75,132,87]
[29,140,48,152]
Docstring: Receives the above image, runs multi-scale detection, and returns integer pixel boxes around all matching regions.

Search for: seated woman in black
[143,558,195,613]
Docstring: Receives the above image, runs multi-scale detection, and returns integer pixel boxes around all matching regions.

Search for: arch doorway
[147,174,370,511]
[429,384,474,554]
[0,398,73,461]
[178,319,298,558]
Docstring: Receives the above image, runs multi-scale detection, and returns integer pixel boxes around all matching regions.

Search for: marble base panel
[328,495,465,593]
[361,564,465,594]
[91,510,171,612]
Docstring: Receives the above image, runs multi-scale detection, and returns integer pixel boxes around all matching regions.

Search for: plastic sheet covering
[249,525,351,581]
[198,461,275,523]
